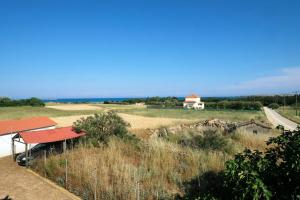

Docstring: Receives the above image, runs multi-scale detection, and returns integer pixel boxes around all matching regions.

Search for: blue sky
[0,0,300,98]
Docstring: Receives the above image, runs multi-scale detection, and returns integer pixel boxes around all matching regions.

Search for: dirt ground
[0,156,79,200]
[51,115,91,127]
[51,113,192,129]
[46,104,104,111]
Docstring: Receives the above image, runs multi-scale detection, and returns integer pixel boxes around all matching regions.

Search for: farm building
[183,94,205,110]
[12,126,85,166]
[0,117,56,157]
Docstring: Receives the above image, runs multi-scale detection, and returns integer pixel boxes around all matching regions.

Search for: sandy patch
[46,104,103,111]
[118,113,192,129]
[51,115,91,127]
[51,113,192,129]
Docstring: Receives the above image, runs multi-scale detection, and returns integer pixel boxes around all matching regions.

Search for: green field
[115,107,267,122]
[277,106,300,124]
[0,106,103,120]
[0,104,267,123]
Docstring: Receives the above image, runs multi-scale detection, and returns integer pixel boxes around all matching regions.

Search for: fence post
[136,181,140,200]
[44,150,47,177]
[94,176,97,200]
[11,139,15,161]
[65,158,68,189]
[25,144,28,168]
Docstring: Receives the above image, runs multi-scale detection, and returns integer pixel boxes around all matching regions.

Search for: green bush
[268,103,280,109]
[73,111,130,146]
[188,129,300,200]
[179,129,300,200]
[224,130,300,199]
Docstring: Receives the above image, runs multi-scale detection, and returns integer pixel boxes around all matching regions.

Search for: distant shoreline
[43,98,135,103]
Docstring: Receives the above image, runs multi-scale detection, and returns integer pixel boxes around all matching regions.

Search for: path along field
[0,156,79,200]
[264,107,298,130]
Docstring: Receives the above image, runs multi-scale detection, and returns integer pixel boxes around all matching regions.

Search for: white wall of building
[185,97,201,103]
[0,126,55,158]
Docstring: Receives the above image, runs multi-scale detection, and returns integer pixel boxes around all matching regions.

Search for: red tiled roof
[19,126,85,144]
[0,117,57,136]
[186,94,200,98]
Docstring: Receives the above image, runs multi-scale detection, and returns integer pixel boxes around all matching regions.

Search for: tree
[27,97,45,107]
[73,111,130,146]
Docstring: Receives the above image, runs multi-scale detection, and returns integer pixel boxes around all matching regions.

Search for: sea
[43,98,134,103]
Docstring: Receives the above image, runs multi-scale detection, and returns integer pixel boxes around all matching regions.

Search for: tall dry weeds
[33,138,229,200]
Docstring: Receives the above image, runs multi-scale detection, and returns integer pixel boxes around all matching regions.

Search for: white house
[0,117,57,157]
[183,94,205,110]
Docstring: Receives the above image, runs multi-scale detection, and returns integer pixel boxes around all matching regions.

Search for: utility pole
[283,94,286,111]
[296,91,298,116]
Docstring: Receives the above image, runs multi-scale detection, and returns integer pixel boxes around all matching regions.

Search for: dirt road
[263,107,298,130]
[0,156,80,200]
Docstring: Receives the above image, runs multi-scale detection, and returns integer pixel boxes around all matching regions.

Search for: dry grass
[232,130,279,151]
[33,138,230,200]
[277,106,300,124]
[46,104,104,111]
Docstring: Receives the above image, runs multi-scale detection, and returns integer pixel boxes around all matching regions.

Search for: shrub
[268,103,280,109]
[171,129,233,153]
[189,129,300,200]
[196,130,231,152]
[73,111,130,146]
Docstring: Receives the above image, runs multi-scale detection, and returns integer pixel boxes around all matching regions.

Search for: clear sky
[0,0,300,99]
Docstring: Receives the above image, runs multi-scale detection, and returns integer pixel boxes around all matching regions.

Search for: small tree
[268,103,280,109]
[73,111,130,146]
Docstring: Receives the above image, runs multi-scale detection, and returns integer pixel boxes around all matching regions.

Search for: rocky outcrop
[147,119,272,138]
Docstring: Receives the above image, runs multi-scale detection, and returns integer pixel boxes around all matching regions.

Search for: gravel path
[0,156,80,200]
[263,107,298,130]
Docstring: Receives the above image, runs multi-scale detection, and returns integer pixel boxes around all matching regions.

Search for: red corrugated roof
[186,94,200,98]
[0,117,57,136]
[19,126,85,144]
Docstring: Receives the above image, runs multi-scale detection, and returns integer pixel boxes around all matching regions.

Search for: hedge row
[0,97,45,107]
[205,101,262,110]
